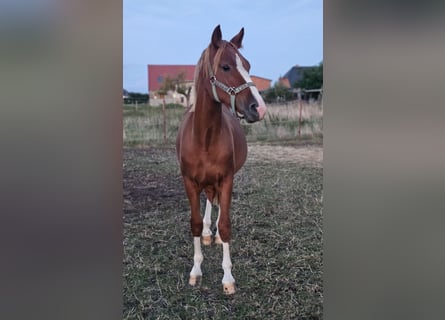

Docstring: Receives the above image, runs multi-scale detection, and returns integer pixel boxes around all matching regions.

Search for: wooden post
[298,89,302,138]
[162,98,167,144]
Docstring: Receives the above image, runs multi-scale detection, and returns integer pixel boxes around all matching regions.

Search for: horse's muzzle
[257,104,267,120]
[244,103,267,123]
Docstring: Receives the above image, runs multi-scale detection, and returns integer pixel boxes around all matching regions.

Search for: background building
[147,64,271,106]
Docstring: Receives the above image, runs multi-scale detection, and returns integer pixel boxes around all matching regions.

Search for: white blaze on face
[235,54,267,119]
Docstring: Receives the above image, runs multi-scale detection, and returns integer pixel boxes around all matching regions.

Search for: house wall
[149,90,188,106]
[147,65,271,100]
[147,65,196,92]
[278,77,291,88]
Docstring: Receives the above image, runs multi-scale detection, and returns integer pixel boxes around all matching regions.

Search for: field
[123,102,323,319]
[123,101,323,146]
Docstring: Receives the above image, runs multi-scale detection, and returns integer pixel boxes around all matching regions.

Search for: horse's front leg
[218,177,235,294]
[190,236,203,286]
[183,177,203,286]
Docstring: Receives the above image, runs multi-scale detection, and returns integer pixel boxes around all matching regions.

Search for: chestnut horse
[176,25,267,294]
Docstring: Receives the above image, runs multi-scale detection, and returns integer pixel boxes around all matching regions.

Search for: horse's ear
[211,25,222,48]
[230,27,244,49]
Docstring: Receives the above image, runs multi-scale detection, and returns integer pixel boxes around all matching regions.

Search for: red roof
[250,75,272,91]
[147,65,196,92]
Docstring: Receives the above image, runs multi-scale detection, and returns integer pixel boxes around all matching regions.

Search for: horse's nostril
[249,103,258,113]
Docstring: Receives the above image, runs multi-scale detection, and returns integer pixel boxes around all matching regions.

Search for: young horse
[176,25,267,294]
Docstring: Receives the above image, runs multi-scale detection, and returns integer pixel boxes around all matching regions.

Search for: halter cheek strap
[208,66,255,117]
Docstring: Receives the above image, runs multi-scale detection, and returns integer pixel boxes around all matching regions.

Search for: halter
[208,65,256,118]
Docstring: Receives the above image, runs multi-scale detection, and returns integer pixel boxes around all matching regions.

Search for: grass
[123,103,185,147]
[123,147,323,319]
[123,101,323,147]
[243,101,323,143]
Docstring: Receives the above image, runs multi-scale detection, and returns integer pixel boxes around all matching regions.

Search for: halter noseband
[208,65,255,118]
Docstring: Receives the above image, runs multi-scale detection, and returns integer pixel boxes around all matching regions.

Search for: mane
[189,41,237,112]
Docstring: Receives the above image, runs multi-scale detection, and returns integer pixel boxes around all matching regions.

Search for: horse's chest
[199,156,231,183]
[183,153,232,185]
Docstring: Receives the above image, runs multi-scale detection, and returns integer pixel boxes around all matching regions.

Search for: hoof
[223,282,236,295]
[214,236,223,244]
[189,275,201,286]
[202,235,212,246]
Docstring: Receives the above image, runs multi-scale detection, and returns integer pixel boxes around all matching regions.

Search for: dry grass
[123,104,184,146]
[123,101,323,147]
[266,101,323,121]
[123,146,323,319]
[243,101,323,143]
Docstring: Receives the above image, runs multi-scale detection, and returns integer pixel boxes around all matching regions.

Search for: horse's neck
[192,92,222,149]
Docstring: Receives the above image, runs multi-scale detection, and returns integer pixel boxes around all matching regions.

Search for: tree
[123,91,149,104]
[158,72,192,105]
[294,62,323,90]
[263,82,294,103]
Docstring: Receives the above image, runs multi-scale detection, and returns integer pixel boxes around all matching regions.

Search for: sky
[124,0,323,93]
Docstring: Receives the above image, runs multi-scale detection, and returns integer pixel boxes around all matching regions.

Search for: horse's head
[206,25,267,123]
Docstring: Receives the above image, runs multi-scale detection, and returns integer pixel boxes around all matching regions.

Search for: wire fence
[123,101,323,146]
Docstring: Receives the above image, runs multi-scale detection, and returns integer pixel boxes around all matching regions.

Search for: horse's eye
[222,65,231,71]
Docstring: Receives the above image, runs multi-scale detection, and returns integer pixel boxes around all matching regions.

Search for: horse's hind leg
[202,199,212,245]
[214,205,223,244]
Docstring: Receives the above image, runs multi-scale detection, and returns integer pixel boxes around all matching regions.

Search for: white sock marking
[202,199,212,237]
[190,236,203,278]
[222,242,235,285]
[215,205,221,240]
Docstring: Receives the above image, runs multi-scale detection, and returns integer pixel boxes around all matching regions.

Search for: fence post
[298,89,302,138]
[162,98,167,144]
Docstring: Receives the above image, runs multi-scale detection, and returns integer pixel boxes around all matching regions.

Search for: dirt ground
[247,144,323,167]
[123,143,323,319]
[123,144,323,220]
